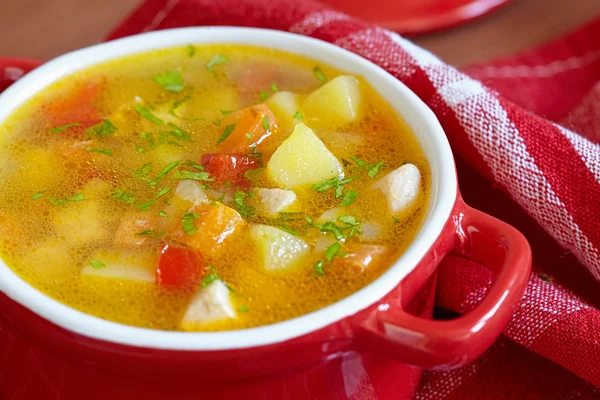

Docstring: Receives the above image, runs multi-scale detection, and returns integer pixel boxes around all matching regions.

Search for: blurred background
[1,0,599,67]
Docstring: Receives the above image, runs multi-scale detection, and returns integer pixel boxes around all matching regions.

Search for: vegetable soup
[0,44,429,331]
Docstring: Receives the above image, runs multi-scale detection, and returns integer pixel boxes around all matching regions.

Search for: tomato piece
[218,104,277,153]
[156,244,206,290]
[45,78,104,134]
[202,153,260,186]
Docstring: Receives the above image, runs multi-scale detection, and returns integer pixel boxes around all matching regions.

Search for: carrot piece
[45,78,104,133]
[218,104,277,153]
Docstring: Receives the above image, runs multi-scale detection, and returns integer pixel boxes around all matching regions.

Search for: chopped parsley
[313,66,327,83]
[270,83,279,92]
[313,260,325,276]
[181,212,200,235]
[305,215,362,241]
[135,104,164,125]
[85,120,117,137]
[132,163,153,182]
[136,229,166,238]
[30,190,46,200]
[49,122,82,133]
[239,305,249,312]
[206,54,228,74]
[157,211,168,218]
[368,160,385,179]
[350,156,366,168]
[109,189,136,205]
[182,160,204,171]
[220,109,232,115]
[245,133,253,141]
[168,122,193,142]
[262,116,270,131]
[278,224,299,236]
[69,193,85,202]
[338,215,361,238]
[149,160,181,187]
[173,170,211,181]
[305,216,344,241]
[259,90,269,101]
[137,200,156,211]
[152,70,184,92]
[293,111,304,120]
[393,217,400,223]
[232,189,255,218]
[325,242,342,262]
[84,147,112,156]
[335,185,344,199]
[47,192,84,206]
[340,190,359,207]
[217,124,236,144]
[155,187,171,199]
[89,259,106,269]
[169,96,205,121]
[187,44,196,57]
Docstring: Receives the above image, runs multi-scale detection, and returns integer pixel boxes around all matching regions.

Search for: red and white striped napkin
[108,1,600,398]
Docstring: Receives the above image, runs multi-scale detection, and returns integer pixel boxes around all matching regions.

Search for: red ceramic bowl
[0,28,531,400]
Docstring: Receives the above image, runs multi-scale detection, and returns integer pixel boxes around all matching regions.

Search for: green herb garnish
[168,122,194,142]
[340,190,359,207]
[182,160,204,171]
[30,190,47,200]
[220,109,232,115]
[187,44,196,57]
[132,163,153,182]
[85,147,113,156]
[270,83,279,92]
[239,305,249,312]
[173,170,211,181]
[85,120,117,137]
[137,200,156,211]
[278,224,299,236]
[109,189,136,205]
[69,193,85,202]
[158,211,168,218]
[136,229,166,238]
[262,116,270,131]
[181,212,200,235]
[313,260,325,276]
[206,54,228,74]
[293,111,304,120]
[368,160,385,179]
[305,216,345,241]
[232,189,255,218]
[135,104,164,125]
[217,124,236,144]
[89,259,105,269]
[393,217,400,223]
[49,122,82,133]
[313,66,327,83]
[325,242,342,262]
[149,160,181,187]
[47,192,84,206]
[259,91,269,101]
[245,133,253,141]
[156,187,171,199]
[152,70,184,92]
[350,156,366,167]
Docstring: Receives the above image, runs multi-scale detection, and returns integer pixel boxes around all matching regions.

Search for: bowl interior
[0,27,456,350]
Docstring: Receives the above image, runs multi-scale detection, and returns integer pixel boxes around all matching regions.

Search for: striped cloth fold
[108,2,600,398]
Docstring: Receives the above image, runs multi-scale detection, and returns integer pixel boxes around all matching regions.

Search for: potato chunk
[253,188,297,215]
[266,91,301,133]
[374,164,421,214]
[175,180,209,205]
[81,250,157,283]
[335,245,389,273]
[249,224,309,271]
[303,75,362,125]
[266,123,343,189]
[53,201,107,245]
[180,281,235,329]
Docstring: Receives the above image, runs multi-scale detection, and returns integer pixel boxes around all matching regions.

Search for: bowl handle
[0,58,43,92]
[353,204,531,369]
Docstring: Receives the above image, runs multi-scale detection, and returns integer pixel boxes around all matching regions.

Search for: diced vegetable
[20,238,72,277]
[303,75,362,125]
[81,250,157,282]
[180,280,235,329]
[53,201,107,245]
[156,244,206,290]
[360,222,382,241]
[249,224,309,271]
[373,163,421,214]
[253,188,297,215]
[45,78,103,131]
[177,203,246,256]
[175,180,209,205]
[317,207,347,222]
[114,213,156,248]
[334,245,389,273]
[265,91,301,133]
[201,153,259,187]
[314,235,337,253]
[266,123,344,189]
[218,104,277,153]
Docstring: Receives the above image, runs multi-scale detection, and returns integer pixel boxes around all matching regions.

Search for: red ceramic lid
[320,0,513,34]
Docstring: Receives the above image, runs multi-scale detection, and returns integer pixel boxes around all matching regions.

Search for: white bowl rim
[0,26,456,351]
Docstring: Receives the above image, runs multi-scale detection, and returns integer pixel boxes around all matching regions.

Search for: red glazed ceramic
[0,28,531,400]
[320,0,513,34]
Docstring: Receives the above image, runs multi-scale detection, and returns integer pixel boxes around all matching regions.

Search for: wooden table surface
[1,0,599,67]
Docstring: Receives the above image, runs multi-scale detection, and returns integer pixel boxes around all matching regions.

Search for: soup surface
[0,44,429,331]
